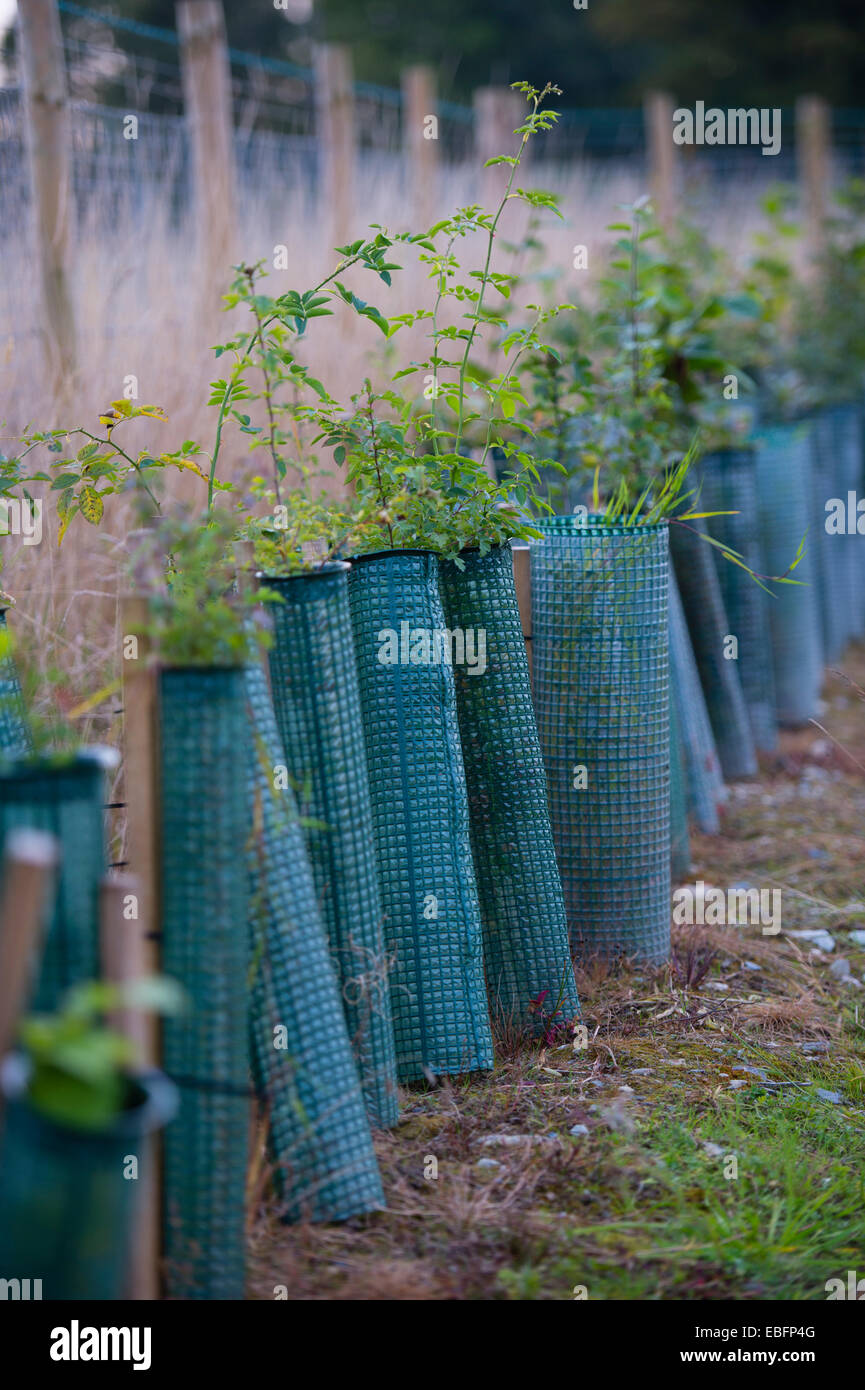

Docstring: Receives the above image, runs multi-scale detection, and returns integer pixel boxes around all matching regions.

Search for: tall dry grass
[0,148,786,718]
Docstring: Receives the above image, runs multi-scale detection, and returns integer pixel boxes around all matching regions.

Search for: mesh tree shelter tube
[347,550,494,1080]
[0,750,109,1011]
[829,403,864,643]
[0,1062,176,1300]
[436,545,579,1034]
[244,659,384,1222]
[159,667,249,1301]
[668,562,725,835]
[669,693,691,879]
[0,609,33,758]
[669,517,758,781]
[530,518,671,965]
[809,408,846,663]
[265,564,397,1129]
[754,423,823,726]
[697,447,778,752]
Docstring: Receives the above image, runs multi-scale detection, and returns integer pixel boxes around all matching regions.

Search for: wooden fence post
[474,86,525,205]
[401,65,437,231]
[797,95,831,255]
[643,91,678,231]
[100,872,148,1054]
[511,545,533,681]
[176,0,238,287]
[314,43,355,250]
[17,0,76,402]
[119,596,161,1300]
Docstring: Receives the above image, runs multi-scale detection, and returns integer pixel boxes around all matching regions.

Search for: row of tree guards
[0,400,862,1297]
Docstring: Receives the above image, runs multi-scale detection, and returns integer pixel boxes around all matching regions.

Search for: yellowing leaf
[79,485,104,525]
[164,455,208,480]
[57,508,76,544]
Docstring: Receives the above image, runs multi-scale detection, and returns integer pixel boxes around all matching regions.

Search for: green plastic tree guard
[437,545,579,1034]
[669,692,691,879]
[265,564,398,1128]
[0,749,110,1011]
[160,666,249,1300]
[530,517,671,965]
[347,550,494,1079]
[754,423,823,725]
[0,609,33,759]
[809,408,846,663]
[0,1061,176,1300]
[698,447,778,751]
[669,517,758,780]
[830,403,864,643]
[668,562,725,835]
[244,659,385,1221]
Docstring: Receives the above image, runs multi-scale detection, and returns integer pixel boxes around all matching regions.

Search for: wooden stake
[100,872,148,1056]
[0,828,58,1064]
[797,95,831,255]
[401,65,437,230]
[177,0,238,289]
[511,545,533,682]
[119,597,161,1301]
[17,0,76,400]
[643,91,677,232]
[314,43,355,250]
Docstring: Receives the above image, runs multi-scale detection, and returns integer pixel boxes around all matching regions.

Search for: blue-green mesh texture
[159,668,248,1300]
[244,659,385,1221]
[809,408,848,663]
[668,562,725,835]
[437,545,580,1035]
[347,550,494,1080]
[0,753,106,1010]
[669,690,691,880]
[529,517,671,966]
[0,1089,145,1300]
[265,566,398,1128]
[670,515,758,780]
[827,404,864,645]
[0,611,33,760]
[697,448,778,752]
[754,423,823,726]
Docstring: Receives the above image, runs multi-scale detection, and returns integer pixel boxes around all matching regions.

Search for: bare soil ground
[248,647,865,1301]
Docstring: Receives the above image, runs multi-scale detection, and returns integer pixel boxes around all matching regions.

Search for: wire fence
[2,0,865,242]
